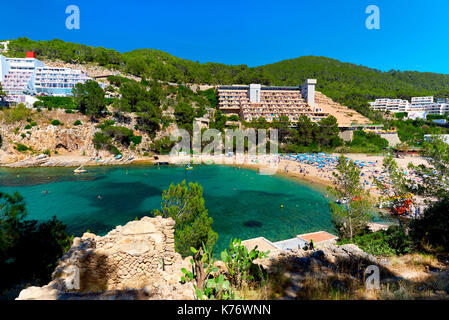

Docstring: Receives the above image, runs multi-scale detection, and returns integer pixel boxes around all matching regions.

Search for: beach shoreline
[0,152,429,194]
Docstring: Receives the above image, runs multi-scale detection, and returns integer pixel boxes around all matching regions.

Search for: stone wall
[17,216,195,300]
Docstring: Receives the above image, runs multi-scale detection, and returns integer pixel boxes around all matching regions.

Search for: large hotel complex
[369,96,449,118]
[0,52,91,104]
[217,80,330,123]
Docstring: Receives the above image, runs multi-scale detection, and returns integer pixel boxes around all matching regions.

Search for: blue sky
[2,0,449,73]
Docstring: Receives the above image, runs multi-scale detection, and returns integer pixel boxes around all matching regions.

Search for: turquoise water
[0,165,334,253]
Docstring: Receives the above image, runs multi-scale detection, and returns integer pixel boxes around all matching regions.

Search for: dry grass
[234,283,269,300]
[233,269,292,300]
[389,253,443,275]
[295,273,364,300]
[288,272,449,300]
[248,251,449,300]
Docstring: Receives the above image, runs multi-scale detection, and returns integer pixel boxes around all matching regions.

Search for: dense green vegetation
[410,198,449,251]
[0,192,72,299]
[332,137,449,256]
[328,155,372,241]
[386,119,448,146]
[5,37,449,152]
[346,130,389,153]
[8,37,449,121]
[1,103,31,123]
[92,121,143,155]
[107,76,217,152]
[339,226,412,256]
[37,96,76,110]
[181,239,268,300]
[152,181,218,258]
[73,80,106,116]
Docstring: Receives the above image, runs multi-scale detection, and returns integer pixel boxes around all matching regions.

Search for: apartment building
[0,52,91,104]
[368,98,410,113]
[368,95,449,118]
[411,96,434,106]
[217,80,329,124]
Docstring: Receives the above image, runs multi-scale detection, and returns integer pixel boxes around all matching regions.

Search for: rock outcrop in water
[16,216,195,300]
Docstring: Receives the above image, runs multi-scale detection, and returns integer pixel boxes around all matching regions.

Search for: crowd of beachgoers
[271,152,430,220]
[152,152,432,221]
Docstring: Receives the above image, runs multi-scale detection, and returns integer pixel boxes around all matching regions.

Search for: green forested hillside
[5,37,449,118]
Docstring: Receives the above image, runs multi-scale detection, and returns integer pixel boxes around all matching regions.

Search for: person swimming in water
[97,195,102,199]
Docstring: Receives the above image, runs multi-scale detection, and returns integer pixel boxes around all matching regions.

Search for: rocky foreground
[16,216,449,300]
[17,216,195,300]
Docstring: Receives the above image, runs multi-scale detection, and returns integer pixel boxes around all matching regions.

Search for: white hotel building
[368,98,410,113]
[217,79,329,124]
[369,96,449,119]
[0,52,91,104]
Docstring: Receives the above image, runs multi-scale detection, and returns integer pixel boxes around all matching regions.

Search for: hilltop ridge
[5,37,449,119]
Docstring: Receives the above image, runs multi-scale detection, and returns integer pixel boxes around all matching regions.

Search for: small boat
[74,166,87,174]
[115,154,123,160]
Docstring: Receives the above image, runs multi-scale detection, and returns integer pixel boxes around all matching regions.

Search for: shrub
[43,149,51,156]
[73,120,82,126]
[152,181,218,258]
[220,239,268,286]
[130,135,142,145]
[24,125,32,130]
[14,143,31,152]
[33,100,44,108]
[347,130,389,153]
[2,104,31,123]
[109,145,121,155]
[395,112,407,120]
[410,198,449,251]
[37,96,75,110]
[31,121,37,127]
[98,119,115,130]
[228,115,240,122]
[0,192,72,296]
[339,226,412,256]
[92,132,112,149]
[181,246,235,300]
[51,119,62,126]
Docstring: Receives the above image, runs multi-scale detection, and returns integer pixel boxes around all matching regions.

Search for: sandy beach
[1,152,428,192]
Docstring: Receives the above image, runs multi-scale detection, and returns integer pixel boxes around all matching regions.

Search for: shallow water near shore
[0,164,336,253]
